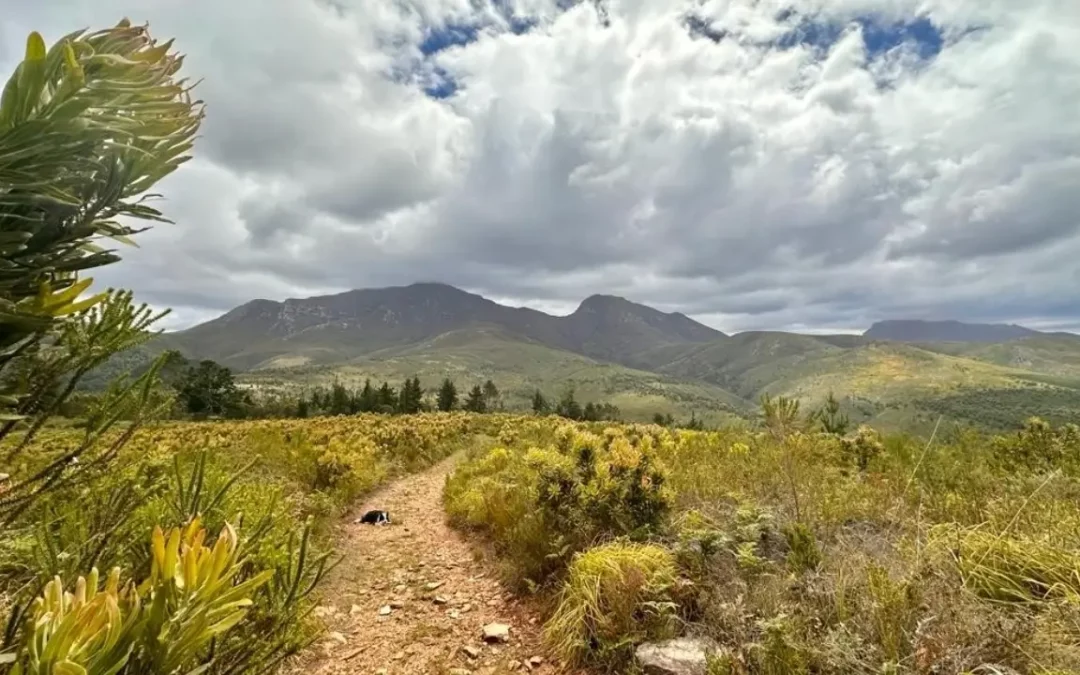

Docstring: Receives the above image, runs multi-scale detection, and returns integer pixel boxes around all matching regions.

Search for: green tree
[760,393,804,440]
[376,381,397,413]
[463,384,487,413]
[556,385,583,421]
[328,381,351,415]
[175,360,244,418]
[532,389,549,415]
[398,376,423,414]
[812,391,850,436]
[437,378,458,412]
[412,376,426,412]
[308,387,325,411]
[597,402,622,421]
[357,378,377,412]
[482,379,501,411]
[684,411,705,430]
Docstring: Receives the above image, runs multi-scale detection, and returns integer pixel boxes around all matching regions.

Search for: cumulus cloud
[1,0,1078,333]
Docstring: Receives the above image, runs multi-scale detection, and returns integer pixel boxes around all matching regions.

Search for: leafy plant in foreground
[1,519,272,674]
[0,20,203,419]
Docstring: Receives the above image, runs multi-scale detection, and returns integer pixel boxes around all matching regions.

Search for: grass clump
[936,525,1080,603]
[544,541,678,670]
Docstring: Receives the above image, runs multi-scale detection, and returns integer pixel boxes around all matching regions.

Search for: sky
[2,0,1079,334]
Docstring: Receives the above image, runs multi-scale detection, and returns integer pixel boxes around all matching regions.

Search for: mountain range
[108,283,1080,431]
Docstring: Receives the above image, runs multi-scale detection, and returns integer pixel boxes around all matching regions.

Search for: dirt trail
[284,454,567,675]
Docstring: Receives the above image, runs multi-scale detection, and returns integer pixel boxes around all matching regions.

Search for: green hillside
[914,335,1080,381]
[647,333,1080,431]
[239,327,752,425]
[652,332,843,397]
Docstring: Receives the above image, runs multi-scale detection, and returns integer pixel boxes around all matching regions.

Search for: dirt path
[284,454,566,675]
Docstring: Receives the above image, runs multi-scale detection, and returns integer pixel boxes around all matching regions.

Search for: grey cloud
[888,159,1080,261]
[2,0,1079,335]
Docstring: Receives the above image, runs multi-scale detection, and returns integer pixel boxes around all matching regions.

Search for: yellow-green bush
[544,541,678,670]
[991,417,1080,473]
[444,424,673,588]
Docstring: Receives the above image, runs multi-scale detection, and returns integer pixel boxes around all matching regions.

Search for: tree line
[529,387,622,422]
[90,351,627,423]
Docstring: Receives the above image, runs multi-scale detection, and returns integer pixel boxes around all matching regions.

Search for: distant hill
[164,282,725,371]
[241,325,752,427]
[83,283,1080,431]
[864,319,1040,343]
[914,334,1080,381]
[645,332,1080,432]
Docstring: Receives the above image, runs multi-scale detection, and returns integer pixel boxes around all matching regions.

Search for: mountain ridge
[863,319,1041,343]
[92,283,1080,431]
[164,282,728,370]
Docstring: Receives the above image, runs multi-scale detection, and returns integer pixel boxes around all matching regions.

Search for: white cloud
[1,0,1078,333]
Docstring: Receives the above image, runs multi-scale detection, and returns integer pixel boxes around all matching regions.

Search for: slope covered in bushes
[444,413,1080,673]
[0,413,477,671]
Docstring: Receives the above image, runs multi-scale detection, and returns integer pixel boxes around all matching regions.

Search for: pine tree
[812,391,850,436]
[685,411,705,430]
[398,376,423,414]
[411,376,422,413]
[357,379,377,412]
[295,398,309,418]
[310,388,326,411]
[437,378,458,412]
[556,386,582,420]
[329,381,351,415]
[464,384,487,413]
[378,382,399,412]
[482,379,501,411]
[583,401,599,421]
[531,389,548,415]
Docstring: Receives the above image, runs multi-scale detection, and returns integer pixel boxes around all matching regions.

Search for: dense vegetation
[444,407,1080,673]
[0,414,475,671]
[917,385,1080,429]
[0,20,475,674]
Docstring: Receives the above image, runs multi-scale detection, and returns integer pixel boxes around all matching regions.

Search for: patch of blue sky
[775,12,945,61]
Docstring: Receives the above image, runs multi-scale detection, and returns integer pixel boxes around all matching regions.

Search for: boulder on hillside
[635,637,724,675]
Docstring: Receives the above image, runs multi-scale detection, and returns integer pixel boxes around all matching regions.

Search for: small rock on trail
[635,637,724,675]
[482,623,511,643]
[282,454,575,675]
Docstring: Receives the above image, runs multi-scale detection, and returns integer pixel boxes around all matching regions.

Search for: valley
[107,282,1080,432]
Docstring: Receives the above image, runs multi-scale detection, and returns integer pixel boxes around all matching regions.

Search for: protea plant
[1,519,272,674]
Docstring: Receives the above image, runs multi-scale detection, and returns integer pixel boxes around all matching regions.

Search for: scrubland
[445,411,1080,674]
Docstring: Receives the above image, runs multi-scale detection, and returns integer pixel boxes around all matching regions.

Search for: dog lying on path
[356,509,391,525]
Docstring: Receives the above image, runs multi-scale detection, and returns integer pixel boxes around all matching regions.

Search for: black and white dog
[356,509,391,526]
